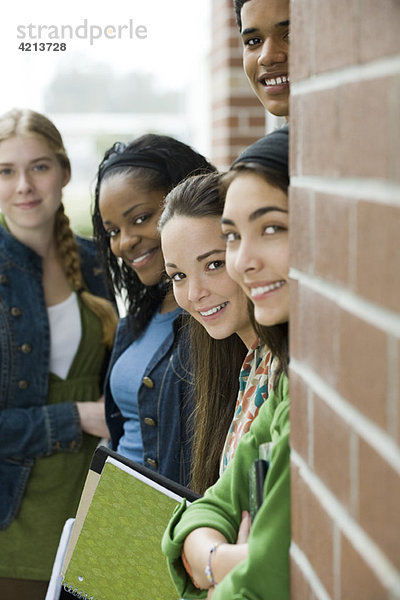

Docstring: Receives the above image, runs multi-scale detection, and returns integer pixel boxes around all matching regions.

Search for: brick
[212,133,263,150]
[290,463,303,547]
[289,95,301,175]
[291,465,335,597]
[289,369,311,463]
[313,394,352,508]
[313,192,352,286]
[359,0,400,63]
[211,54,244,72]
[314,0,359,73]
[211,0,236,27]
[398,353,400,447]
[228,96,267,109]
[300,88,340,177]
[356,201,400,313]
[212,31,241,53]
[358,438,400,569]
[338,310,388,428]
[212,11,236,33]
[212,97,237,111]
[213,96,264,111]
[290,0,313,82]
[391,75,400,184]
[227,35,243,49]
[290,554,312,600]
[213,115,240,129]
[229,135,267,147]
[397,340,400,445]
[248,115,267,128]
[295,284,340,387]
[290,186,314,274]
[340,533,390,599]
[338,78,391,179]
[289,277,300,360]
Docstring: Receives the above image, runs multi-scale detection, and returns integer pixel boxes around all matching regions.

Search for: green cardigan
[162,375,290,599]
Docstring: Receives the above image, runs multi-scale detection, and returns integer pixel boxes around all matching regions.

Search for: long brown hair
[0,108,117,347]
[160,172,248,493]
[188,319,246,492]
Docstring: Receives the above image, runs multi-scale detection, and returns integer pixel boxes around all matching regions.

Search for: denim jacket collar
[0,222,43,273]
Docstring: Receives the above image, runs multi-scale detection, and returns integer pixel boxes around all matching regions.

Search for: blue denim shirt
[104,312,193,487]
[0,227,111,529]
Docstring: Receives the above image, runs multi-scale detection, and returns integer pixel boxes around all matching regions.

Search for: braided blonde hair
[55,204,117,347]
[0,108,117,347]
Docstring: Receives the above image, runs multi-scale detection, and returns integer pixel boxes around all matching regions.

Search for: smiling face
[161,215,256,346]
[98,173,166,287]
[241,0,290,116]
[221,171,289,326]
[0,135,70,238]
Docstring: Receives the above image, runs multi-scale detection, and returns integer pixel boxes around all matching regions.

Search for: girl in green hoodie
[162,125,290,600]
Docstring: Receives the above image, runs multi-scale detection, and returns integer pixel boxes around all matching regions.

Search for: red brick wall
[210,0,267,168]
[290,1,400,598]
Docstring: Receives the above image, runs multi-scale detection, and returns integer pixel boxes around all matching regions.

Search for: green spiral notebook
[61,446,199,600]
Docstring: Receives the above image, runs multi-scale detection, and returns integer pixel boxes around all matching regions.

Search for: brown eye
[134,214,150,225]
[264,225,286,235]
[208,261,225,271]
[222,232,239,243]
[171,272,186,282]
[106,228,119,239]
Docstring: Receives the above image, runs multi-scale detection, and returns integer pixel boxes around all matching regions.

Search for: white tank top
[47,292,82,379]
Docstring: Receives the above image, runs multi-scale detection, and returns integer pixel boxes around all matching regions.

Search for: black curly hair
[92,133,216,338]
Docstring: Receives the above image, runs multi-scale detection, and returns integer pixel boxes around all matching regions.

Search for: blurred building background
[45,60,201,234]
[2,0,276,234]
[39,0,285,235]
[1,1,213,235]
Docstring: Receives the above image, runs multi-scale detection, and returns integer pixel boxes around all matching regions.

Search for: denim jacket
[0,227,110,529]
[104,312,193,487]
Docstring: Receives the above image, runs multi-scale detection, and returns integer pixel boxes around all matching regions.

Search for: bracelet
[205,542,223,587]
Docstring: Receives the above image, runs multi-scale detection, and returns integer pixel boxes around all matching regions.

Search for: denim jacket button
[146,458,158,468]
[10,306,22,317]
[144,417,157,427]
[20,343,32,354]
[17,380,29,390]
[0,274,8,284]
[142,376,154,389]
